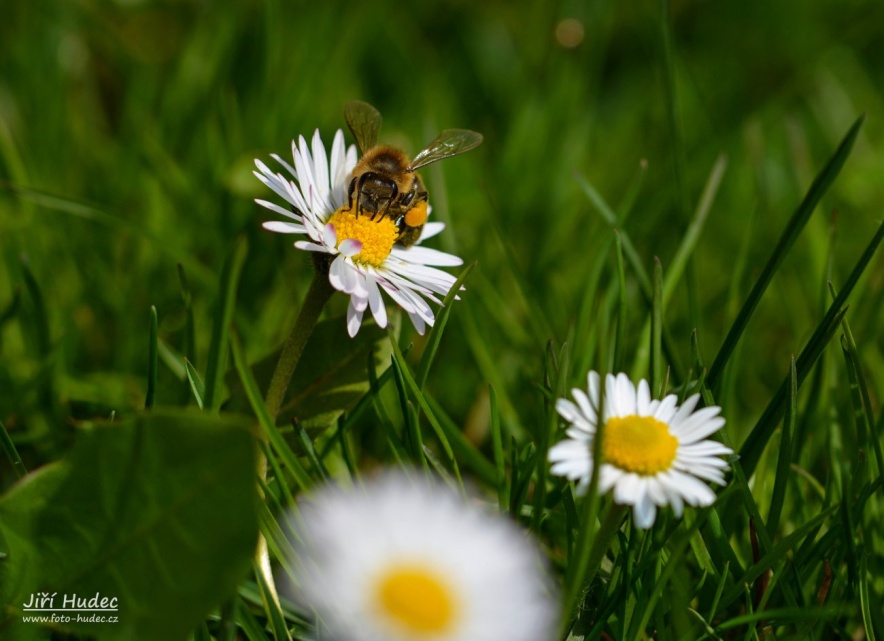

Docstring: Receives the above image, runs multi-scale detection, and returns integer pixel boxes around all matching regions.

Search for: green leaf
[0,409,259,641]
[225,317,389,431]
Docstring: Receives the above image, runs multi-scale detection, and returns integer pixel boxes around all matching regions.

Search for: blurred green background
[1,0,882,462]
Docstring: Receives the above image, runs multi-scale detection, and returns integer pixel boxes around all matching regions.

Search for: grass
[1,1,883,640]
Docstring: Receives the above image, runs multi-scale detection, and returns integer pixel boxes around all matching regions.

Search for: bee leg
[377,184,399,221]
[347,176,358,213]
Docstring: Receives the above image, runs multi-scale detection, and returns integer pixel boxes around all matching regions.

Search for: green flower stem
[264,271,335,422]
[256,270,333,616]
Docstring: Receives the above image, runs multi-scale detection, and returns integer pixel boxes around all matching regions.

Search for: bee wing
[344,100,382,155]
[408,129,483,171]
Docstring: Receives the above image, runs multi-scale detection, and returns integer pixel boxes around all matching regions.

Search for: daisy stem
[264,271,335,421]
[255,271,333,616]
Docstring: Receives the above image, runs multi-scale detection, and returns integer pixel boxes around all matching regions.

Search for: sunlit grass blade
[295,420,330,482]
[145,305,158,410]
[204,236,248,411]
[425,395,496,484]
[706,114,865,392]
[767,357,796,537]
[576,173,650,293]
[184,358,206,410]
[662,153,728,307]
[230,329,312,491]
[832,294,883,474]
[0,418,27,480]
[253,562,294,641]
[740,219,883,475]
[613,232,627,372]
[416,261,475,388]
[650,258,663,391]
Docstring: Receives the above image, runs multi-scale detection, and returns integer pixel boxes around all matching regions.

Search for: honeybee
[344,100,483,247]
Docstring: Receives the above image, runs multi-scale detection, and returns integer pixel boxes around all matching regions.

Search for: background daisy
[254,130,463,336]
[288,471,558,641]
[549,371,733,529]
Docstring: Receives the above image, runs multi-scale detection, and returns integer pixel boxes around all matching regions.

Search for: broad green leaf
[0,409,258,641]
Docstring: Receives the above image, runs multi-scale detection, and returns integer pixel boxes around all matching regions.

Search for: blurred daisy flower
[254,130,463,337]
[288,471,557,641]
[549,371,733,529]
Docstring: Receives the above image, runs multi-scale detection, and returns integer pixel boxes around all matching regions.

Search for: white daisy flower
[254,129,463,337]
[549,371,733,529]
[288,471,557,641]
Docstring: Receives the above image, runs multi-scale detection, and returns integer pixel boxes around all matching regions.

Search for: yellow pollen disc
[602,415,678,475]
[375,565,457,635]
[328,206,398,267]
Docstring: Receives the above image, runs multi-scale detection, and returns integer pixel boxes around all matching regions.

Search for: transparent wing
[344,100,382,155]
[408,129,483,171]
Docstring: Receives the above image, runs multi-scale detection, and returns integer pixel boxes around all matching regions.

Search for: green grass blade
[834,299,883,474]
[740,219,884,475]
[650,258,663,391]
[417,261,475,389]
[0,418,27,480]
[489,385,509,511]
[706,115,865,392]
[145,306,158,410]
[613,232,627,372]
[253,562,294,641]
[204,237,248,411]
[229,329,312,491]
[184,358,206,410]
[425,395,496,485]
[767,357,796,536]
[662,153,728,307]
[296,421,330,481]
[388,334,463,490]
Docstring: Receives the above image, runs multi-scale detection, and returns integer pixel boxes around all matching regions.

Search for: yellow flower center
[602,415,678,475]
[375,565,458,635]
[328,206,398,267]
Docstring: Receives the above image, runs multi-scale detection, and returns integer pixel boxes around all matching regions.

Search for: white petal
[636,379,652,415]
[270,152,297,179]
[653,395,679,423]
[418,221,445,241]
[366,277,387,328]
[571,387,597,425]
[346,299,363,337]
[338,239,362,257]
[294,241,329,253]
[390,245,463,266]
[262,221,306,234]
[312,129,330,204]
[255,199,303,221]
[323,223,337,248]
[669,393,701,428]
[632,492,657,529]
